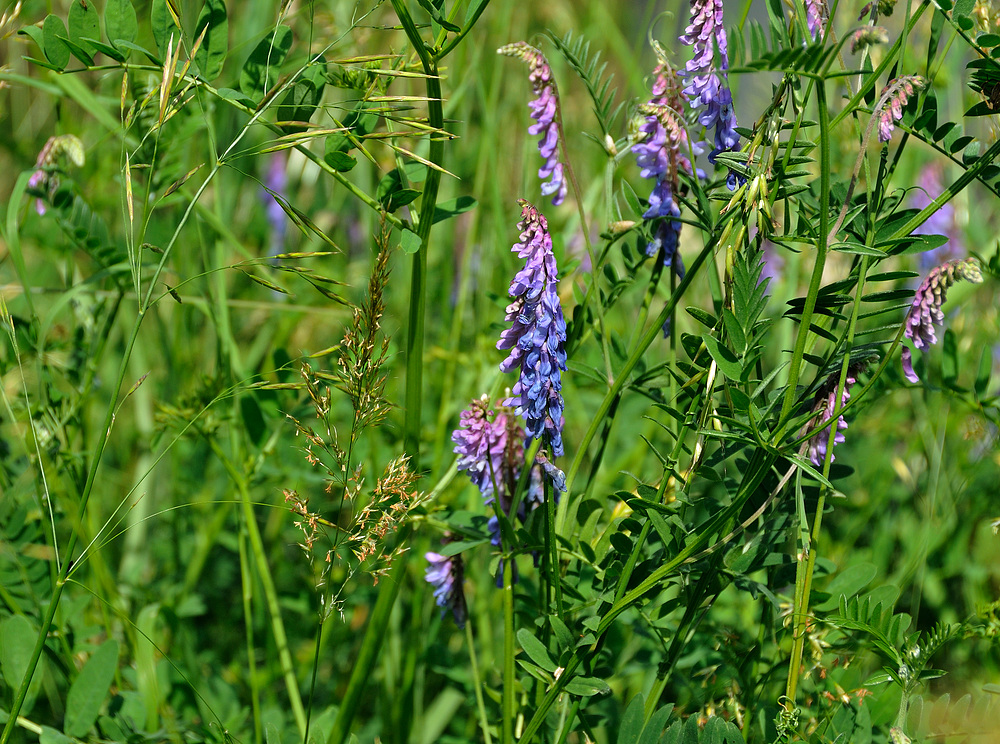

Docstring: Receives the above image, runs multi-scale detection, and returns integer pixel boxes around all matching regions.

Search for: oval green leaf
[194,0,228,80]
[43,15,72,70]
[105,0,138,45]
[64,640,119,738]
[68,0,100,54]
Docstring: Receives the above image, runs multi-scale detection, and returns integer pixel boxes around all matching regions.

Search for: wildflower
[425,550,467,627]
[901,257,983,383]
[807,370,857,467]
[633,64,696,276]
[908,164,965,269]
[260,152,288,256]
[497,201,568,460]
[680,0,741,185]
[877,76,927,142]
[26,134,85,214]
[453,396,512,500]
[498,42,567,206]
[850,26,889,54]
[805,0,828,40]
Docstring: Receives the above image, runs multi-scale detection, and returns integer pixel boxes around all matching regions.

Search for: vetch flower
[498,42,567,206]
[908,164,965,270]
[260,152,288,256]
[453,396,512,501]
[901,257,983,383]
[807,370,858,467]
[425,550,467,627]
[850,26,889,54]
[680,0,741,185]
[805,0,828,40]
[26,134,85,214]
[633,63,697,274]
[497,201,568,462]
[877,76,927,142]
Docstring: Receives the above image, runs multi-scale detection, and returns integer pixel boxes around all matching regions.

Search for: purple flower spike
[807,371,857,467]
[497,201,568,461]
[901,257,983,383]
[877,76,927,142]
[680,0,741,180]
[499,42,568,206]
[425,550,467,627]
[633,62,697,335]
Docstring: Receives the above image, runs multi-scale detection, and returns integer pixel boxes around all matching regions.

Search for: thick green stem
[328,3,462,741]
[502,550,516,744]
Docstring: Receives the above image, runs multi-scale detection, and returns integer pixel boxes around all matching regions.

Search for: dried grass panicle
[283,226,419,612]
[336,233,393,435]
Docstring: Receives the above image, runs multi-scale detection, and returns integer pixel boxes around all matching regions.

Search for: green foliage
[2,0,1000,743]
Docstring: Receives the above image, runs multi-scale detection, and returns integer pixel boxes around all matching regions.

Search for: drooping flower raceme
[632,62,698,280]
[498,42,567,207]
[497,201,568,462]
[680,0,741,186]
[425,550,467,627]
[807,370,858,467]
[877,76,927,142]
[901,257,983,383]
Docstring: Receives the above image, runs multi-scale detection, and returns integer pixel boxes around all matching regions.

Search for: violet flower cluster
[807,370,858,468]
[424,549,467,627]
[909,164,965,270]
[449,396,562,587]
[498,42,567,206]
[497,201,568,461]
[877,76,927,142]
[805,0,828,40]
[26,134,85,214]
[632,63,697,284]
[680,0,741,187]
[901,257,983,383]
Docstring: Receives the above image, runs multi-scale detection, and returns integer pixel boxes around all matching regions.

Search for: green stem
[776,80,831,436]
[465,620,494,744]
[210,438,308,735]
[502,549,516,744]
[521,449,777,742]
[326,539,411,744]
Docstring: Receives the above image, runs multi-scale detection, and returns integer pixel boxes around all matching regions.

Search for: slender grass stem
[465,620,494,744]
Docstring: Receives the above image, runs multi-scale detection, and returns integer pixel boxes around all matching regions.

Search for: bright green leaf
[105,0,138,44]
[68,0,100,54]
[42,15,72,70]
[701,334,743,380]
[516,628,556,672]
[400,229,422,254]
[64,640,119,738]
[240,26,293,104]
[1,615,44,714]
[150,0,181,57]
[194,0,228,80]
